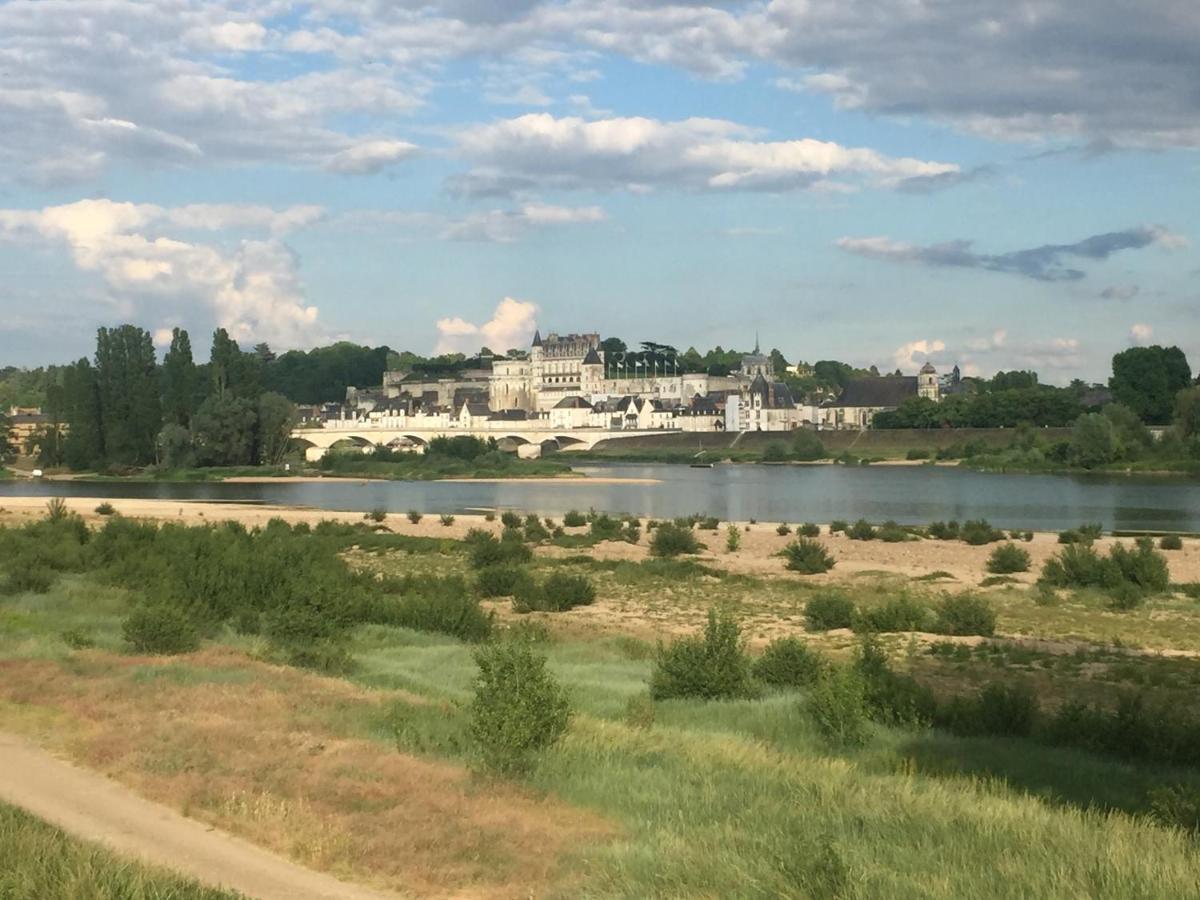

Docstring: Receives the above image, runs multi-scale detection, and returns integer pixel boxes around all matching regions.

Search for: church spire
[754,332,760,355]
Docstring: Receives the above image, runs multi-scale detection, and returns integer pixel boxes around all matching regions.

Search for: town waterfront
[4,463,1198,532]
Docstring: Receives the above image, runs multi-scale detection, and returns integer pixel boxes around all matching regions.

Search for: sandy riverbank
[4,495,1197,586]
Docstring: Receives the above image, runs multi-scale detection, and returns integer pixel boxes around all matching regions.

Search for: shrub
[469,640,571,774]
[752,637,827,688]
[562,510,587,527]
[1023,530,1035,542]
[1149,785,1200,833]
[906,448,931,460]
[500,511,522,528]
[927,520,960,540]
[365,507,387,523]
[792,430,826,461]
[475,564,527,598]
[589,514,624,541]
[1109,538,1170,593]
[763,442,789,462]
[45,497,69,522]
[1058,529,1081,544]
[407,510,423,524]
[933,594,996,637]
[799,523,820,538]
[1078,523,1104,541]
[987,542,1031,574]
[484,512,495,522]
[440,514,456,527]
[523,518,550,542]
[808,667,871,748]
[854,596,931,633]
[650,522,701,557]
[698,516,720,531]
[847,519,876,541]
[389,577,494,641]
[94,502,115,516]
[783,538,835,574]
[122,603,200,655]
[854,636,936,727]
[776,523,792,536]
[961,519,1003,545]
[2,566,55,595]
[804,593,856,631]
[829,520,848,534]
[649,609,756,700]
[725,524,741,553]
[876,521,908,543]
[1160,534,1184,551]
[623,522,641,544]
[1040,542,1119,589]
[938,682,1038,737]
[541,572,596,611]
[467,532,532,569]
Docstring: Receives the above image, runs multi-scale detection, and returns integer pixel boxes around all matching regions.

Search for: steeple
[531,329,542,348]
[754,332,760,355]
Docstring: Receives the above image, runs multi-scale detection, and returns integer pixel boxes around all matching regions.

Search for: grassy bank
[0,801,240,899]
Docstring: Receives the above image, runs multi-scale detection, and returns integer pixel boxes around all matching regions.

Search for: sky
[0,1,1197,383]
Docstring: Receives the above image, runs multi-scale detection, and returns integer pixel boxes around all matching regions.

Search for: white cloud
[892,338,946,371]
[0,199,326,348]
[1130,323,1154,346]
[325,139,420,174]
[338,202,605,243]
[455,113,957,195]
[435,297,538,354]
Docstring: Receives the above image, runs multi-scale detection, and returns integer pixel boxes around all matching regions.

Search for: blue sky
[0,1,1196,383]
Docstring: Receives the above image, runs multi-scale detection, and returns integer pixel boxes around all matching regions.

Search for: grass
[6,516,1200,897]
[0,801,242,899]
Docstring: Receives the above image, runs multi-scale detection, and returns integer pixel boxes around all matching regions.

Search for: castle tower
[918,362,940,402]
[581,346,605,394]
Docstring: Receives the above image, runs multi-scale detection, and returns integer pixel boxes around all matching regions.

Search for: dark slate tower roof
[582,347,602,365]
[531,329,543,347]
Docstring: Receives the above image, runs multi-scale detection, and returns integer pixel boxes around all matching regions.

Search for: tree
[95,325,161,466]
[161,327,198,427]
[62,358,104,469]
[813,360,855,390]
[191,394,257,467]
[256,392,297,465]
[1101,403,1152,457]
[769,348,789,375]
[989,370,1038,391]
[0,409,12,463]
[1174,386,1200,458]
[1068,413,1121,468]
[600,337,627,358]
[1110,345,1192,424]
[156,423,194,469]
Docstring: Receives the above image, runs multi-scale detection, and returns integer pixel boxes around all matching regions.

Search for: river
[3,463,1199,532]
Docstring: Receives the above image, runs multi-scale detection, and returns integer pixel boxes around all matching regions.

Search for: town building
[820,364,940,429]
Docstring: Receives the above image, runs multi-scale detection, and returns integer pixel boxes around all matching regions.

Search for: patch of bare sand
[0,647,613,899]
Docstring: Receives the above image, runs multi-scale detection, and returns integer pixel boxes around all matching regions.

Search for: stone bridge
[291,420,667,460]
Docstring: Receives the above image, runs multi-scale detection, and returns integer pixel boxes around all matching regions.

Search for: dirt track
[0,731,400,900]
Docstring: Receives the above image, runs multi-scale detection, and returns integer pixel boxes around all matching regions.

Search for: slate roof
[462,400,492,417]
[833,376,919,408]
[553,396,594,410]
[582,347,602,365]
[531,329,543,347]
[491,408,530,421]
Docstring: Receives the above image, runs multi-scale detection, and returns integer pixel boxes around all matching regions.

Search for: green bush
[649,609,756,701]
[776,523,792,536]
[783,538,835,574]
[938,682,1038,737]
[847,519,876,541]
[906,448,931,460]
[500,511,522,528]
[469,640,571,774]
[808,667,871,748]
[725,524,741,553]
[1149,785,1200,833]
[752,637,827,688]
[513,572,596,613]
[854,636,937,727]
[799,522,820,538]
[365,507,387,523]
[94,502,115,516]
[1040,542,1119,588]
[467,532,533,568]
[804,593,855,631]
[933,594,996,637]
[987,542,1031,574]
[523,518,550,542]
[1160,534,1184,550]
[475,564,527,598]
[829,520,848,534]
[407,510,423,524]
[122,603,200,655]
[1,566,55,595]
[387,577,494,641]
[1078,523,1104,541]
[854,596,932,633]
[1058,529,1081,544]
[1109,538,1170,593]
[622,522,641,544]
[562,510,587,527]
[876,521,908,543]
[961,519,1003,545]
[650,522,701,557]
[440,514,456,527]
[589,514,624,541]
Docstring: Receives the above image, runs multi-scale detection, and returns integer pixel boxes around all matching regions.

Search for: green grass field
[0,801,241,899]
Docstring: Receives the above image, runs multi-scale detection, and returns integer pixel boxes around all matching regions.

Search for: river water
[3,464,1198,532]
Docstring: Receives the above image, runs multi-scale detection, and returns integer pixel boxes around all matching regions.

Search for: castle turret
[581,346,605,393]
[918,362,940,401]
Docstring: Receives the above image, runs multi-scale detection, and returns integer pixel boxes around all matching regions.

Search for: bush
[1058,529,1082,544]
[808,667,871,748]
[650,522,701,557]
[854,636,936,727]
[515,572,596,613]
[776,523,792,536]
[783,538,835,574]
[905,448,931,460]
[523,518,550,542]
[623,522,641,544]
[649,609,756,700]
[933,594,996,637]
[562,510,587,527]
[589,514,624,541]
[792,430,826,461]
[388,577,494,641]
[1023,530,1035,542]
[500,511,522,528]
[699,516,720,531]
[365,507,387,523]
[927,520,960,540]
[122,603,200,655]
[876,521,908,543]
[2,566,55,595]
[847,519,876,541]
[1109,538,1170,593]
[1040,542,1119,589]
[45,497,69,522]
[94,502,115,516]
[799,523,820,538]
[440,514,456,527]
[407,510,423,524]
[829,520,848,534]
[752,637,827,688]
[1078,523,1104,541]
[1149,785,1200,833]
[725,524,741,553]
[467,532,533,568]
[1160,534,1184,550]
[987,542,1031,574]
[961,519,1003,545]
[469,640,571,774]
[475,564,527,598]
[804,593,856,631]
[938,682,1038,737]
[854,596,931,633]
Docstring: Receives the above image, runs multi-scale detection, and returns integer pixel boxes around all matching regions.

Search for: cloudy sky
[0,0,1196,380]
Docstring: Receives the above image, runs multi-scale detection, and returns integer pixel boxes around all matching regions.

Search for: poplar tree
[161,327,198,427]
[95,325,161,465]
[62,358,104,469]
